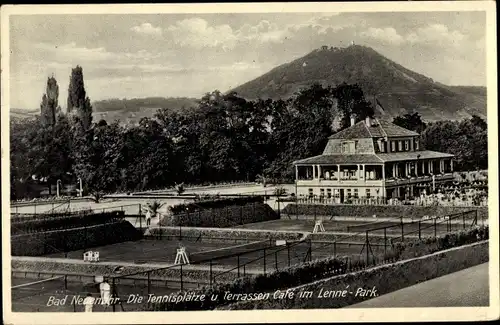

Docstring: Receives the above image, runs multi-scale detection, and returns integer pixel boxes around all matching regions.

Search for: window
[405,140,409,151]
[341,141,356,154]
[398,141,403,151]
[379,140,385,153]
[366,189,371,198]
[347,189,352,198]
[354,189,359,198]
[415,139,420,150]
[320,188,325,197]
[308,188,313,197]
[327,189,332,198]
[391,141,396,152]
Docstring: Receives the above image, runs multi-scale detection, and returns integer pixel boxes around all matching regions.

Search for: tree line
[10,66,488,200]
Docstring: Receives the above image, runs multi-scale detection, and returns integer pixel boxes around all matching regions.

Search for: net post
[64,274,67,290]
[309,238,312,262]
[147,271,151,297]
[400,219,404,241]
[418,221,421,240]
[463,212,466,229]
[139,204,142,231]
[334,241,337,257]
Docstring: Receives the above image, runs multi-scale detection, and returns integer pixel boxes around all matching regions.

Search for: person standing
[83,293,95,312]
[145,209,152,226]
[99,279,111,310]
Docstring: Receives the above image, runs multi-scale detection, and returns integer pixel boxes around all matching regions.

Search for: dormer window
[341,141,356,154]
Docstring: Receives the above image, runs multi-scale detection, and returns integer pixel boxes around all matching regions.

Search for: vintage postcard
[1,2,499,324]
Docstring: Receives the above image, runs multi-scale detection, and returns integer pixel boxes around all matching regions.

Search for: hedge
[151,225,488,311]
[282,204,488,220]
[11,220,141,256]
[160,202,279,228]
[169,196,264,214]
[11,211,126,235]
[147,227,305,242]
[219,240,489,310]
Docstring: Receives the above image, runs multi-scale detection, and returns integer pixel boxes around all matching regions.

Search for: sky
[9,11,486,109]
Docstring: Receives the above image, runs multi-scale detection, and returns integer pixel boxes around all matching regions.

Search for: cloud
[359,27,405,44]
[130,23,163,36]
[407,24,465,46]
[166,18,237,49]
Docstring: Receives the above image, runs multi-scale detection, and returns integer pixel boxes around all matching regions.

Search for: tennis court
[43,238,262,264]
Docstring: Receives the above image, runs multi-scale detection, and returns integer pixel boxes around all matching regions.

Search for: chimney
[350,116,355,126]
[365,116,372,128]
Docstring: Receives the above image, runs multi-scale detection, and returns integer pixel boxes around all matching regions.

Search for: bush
[169,196,264,214]
[160,202,278,228]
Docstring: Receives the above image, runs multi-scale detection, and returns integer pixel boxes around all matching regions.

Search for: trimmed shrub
[283,204,488,220]
[169,196,264,214]
[160,202,278,228]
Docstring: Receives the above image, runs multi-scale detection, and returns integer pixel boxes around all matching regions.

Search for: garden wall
[11,220,141,256]
[283,204,488,220]
[161,202,279,228]
[219,240,489,310]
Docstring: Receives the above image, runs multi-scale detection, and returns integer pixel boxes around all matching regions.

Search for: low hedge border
[151,225,488,311]
[219,240,488,310]
[283,204,488,220]
[147,226,306,242]
[169,196,264,214]
[161,202,278,228]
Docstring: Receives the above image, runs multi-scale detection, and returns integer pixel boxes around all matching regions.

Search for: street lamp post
[77,178,83,197]
[57,179,62,198]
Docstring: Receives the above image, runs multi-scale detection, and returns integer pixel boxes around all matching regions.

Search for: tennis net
[11,276,67,300]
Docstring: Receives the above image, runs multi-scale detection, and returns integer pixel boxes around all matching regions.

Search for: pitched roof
[328,118,419,140]
[293,154,383,165]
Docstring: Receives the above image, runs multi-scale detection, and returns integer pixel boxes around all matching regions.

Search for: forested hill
[230,45,487,121]
[92,97,199,124]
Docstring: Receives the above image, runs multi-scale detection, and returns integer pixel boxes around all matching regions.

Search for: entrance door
[340,189,345,203]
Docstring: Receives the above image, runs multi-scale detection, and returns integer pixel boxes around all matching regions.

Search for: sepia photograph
[1,2,498,324]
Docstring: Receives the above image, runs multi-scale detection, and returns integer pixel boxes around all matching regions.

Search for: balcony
[385,173,454,186]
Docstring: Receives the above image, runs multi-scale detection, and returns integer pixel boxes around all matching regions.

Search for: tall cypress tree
[67,65,93,130]
[40,76,59,126]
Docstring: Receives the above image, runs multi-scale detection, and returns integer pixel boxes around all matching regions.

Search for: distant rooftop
[328,118,419,140]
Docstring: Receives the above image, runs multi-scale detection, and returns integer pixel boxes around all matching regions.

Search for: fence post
[400,218,404,241]
[147,271,151,297]
[275,251,278,270]
[365,231,369,266]
[64,274,68,290]
[287,243,291,267]
[240,206,243,225]
[112,278,116,312]
[263,248,266,273]
[383,228,387,258]
[209,260,213,287]
[139,204,142,231]
[434,218,437,237]
[237,255,240,277]
[463,212,466,229]
[309,238,312,261]
[418,221,421,240]
[334,241,337,257]
[180,264,183,291]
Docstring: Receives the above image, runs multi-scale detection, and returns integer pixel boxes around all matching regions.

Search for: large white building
[293,116,455,203]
